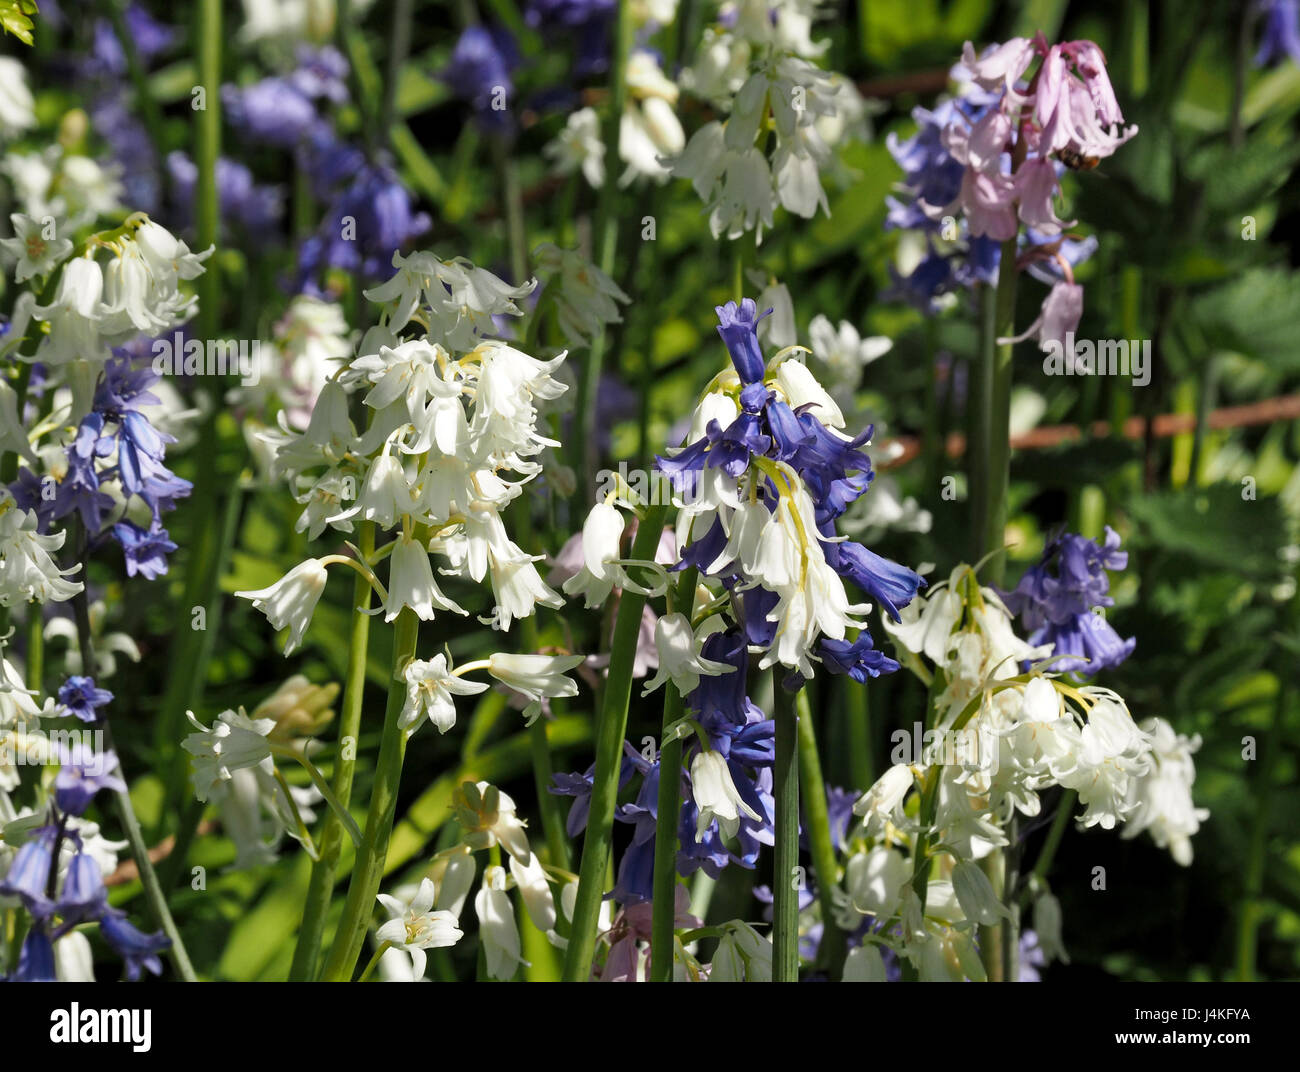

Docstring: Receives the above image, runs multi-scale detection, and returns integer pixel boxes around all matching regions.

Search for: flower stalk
[319,605,421,981]
[562,503,668,981]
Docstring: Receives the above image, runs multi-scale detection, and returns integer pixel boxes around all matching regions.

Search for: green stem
[70,565,197,981]
[795,688,845,979]
[1017,788,1076,910]
[1237,660,1288,980]
[358,941,392,983]
[562,503,668,981]
[319,607,420,981]
[25,607,42,694]
[772,683,800,982]
[980,239,1019,587]
[105,0,166,156]
[194,0,221,343]
[290,522,375,981]
[843,675,874,792]
[650,566,698,982]
[381,0,414,144]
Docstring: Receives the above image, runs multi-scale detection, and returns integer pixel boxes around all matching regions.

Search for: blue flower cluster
[9,357,189,580]
[657,298,924,686]
[76,3,178,215]
[550,631,776,903]
[442,25,521,131]
[0,740,169,981]
[1003,526,1136,675]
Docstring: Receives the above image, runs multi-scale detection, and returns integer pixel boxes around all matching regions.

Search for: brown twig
[104,821,217,887]
[879,394,1300,470]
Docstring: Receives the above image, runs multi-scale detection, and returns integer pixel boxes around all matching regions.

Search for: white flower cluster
[241,250,587,730]
[671,0,868,240]
[0,492,84,608]
[2,213,210,420]
[374,780,567,981]
[827,564,1208,980]
[543,5,686,190]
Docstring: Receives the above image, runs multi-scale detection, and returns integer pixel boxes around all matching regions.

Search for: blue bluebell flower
[10,929,57,981]
[167,151,285,243]
[223,77,320,147]
[657,299,924,681]
[296,161,431,287]
[442,25,520,130]
[113,520,178,580]
[55,744,127,815]
[526,0,614,76]
[0,827,59,920]
[1256,1,1300,67]
[57,676,113,723]
[98,910,170,980]
[1003,526,1136,675]
[54,853,109,926]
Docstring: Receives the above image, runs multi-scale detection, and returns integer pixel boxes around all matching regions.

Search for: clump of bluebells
[9,355,190,580]
[1003,526,1136,675]
[0,734,170,981]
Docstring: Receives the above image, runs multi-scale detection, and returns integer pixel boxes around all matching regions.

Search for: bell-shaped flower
[236,558,329,654]
[641,612,736,697]
[182,707,276,803]
[690,749,763,842]
[375,877,463,978]
[399,653,488,734]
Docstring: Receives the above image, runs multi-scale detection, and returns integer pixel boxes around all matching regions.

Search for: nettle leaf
[1128,485,1286,577]
[1188,267,1300,371]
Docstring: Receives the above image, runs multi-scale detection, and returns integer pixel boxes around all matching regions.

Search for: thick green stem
[843,676,874,792]
[289,522,376,981]
[795,689,845,979]
[194,0,221,343]
[772,684,800,982]
[980,239,1019,587]
[381,0,414,143]
[25,609,42,694]
[562,503,668,981]
[319,607,420,981]
[650,566,698,982]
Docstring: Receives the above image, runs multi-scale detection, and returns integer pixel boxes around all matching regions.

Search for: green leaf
[1128,484,1287,578]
